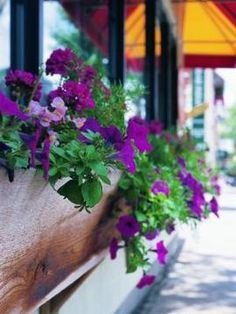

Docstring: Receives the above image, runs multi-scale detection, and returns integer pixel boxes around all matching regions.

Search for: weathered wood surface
[0,169,121,314]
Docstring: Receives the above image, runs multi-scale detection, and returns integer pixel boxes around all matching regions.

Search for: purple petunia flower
[209,197,219,217]
[115,139,136,173]
[166,222,175,235]
[136,275,155,289]
[127,116,152,153]
[149,120,163,135]
[189,202,202,217]
[116,215,140,238]
[210,175,221,195]
[177,156,186,168]
[0,92,28,121]
[80,117,101,134]
[19,123,42,168]
[156,240,168,265]
[45,48,82,76]
[38,136,52,180]
[145,229,159,240]
[62,81,95,112]
[100,125,123,147]
[151,180,169,196]
[109,238,119,260]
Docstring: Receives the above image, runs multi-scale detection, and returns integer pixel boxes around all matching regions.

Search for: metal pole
[108,0,125,84]
[144,0,157,121]
[159,13,171,129]
[10,0,43,74]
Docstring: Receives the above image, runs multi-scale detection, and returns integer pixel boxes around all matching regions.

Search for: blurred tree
[52,6,105,71]
[222,105,236,148]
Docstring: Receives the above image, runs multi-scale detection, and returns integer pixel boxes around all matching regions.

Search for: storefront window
[43,0,109,92]
[0,0,10,91]
[125,0,146,120]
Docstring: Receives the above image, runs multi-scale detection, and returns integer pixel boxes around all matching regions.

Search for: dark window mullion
[10,0,43,74]
[108,0,125,84]
[144,0,157,121]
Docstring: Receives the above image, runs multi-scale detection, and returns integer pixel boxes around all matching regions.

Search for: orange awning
[174,0,236,67]
[125,0,236,68]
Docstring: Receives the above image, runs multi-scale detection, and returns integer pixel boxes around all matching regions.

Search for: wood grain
[0,169,121,314]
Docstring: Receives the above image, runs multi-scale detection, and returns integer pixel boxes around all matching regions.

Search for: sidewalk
[134,180,236,314]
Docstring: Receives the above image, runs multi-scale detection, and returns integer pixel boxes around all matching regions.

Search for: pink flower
[73,117,87,129]
[156,240,168,265]
[50,97,67,122]
[28,100,44,116]
[40,109,54,127]
[137,275,155,289]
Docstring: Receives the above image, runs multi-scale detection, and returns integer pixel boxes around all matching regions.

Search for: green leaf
[57,180,83,205]
[81,178,103,208]
[99,175,111,185]
[89,161,108,177]
[48,167,58,177]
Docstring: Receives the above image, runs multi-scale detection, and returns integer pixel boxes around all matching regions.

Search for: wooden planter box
[0,169,120,314]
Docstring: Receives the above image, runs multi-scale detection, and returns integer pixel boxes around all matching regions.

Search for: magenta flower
[5,70,42,101]
[116,215,140,238]
[109,238,119,260]
[0,92,28,121]
[62,81,95,111]
[145,230,159,240]
[115,139,136,173]
[80,65,97,85]
[209,197,219,217]
[127,116,152,153]
[137,275,155,289]
[149,120,163,135]
[151,180,169,196]
[156,240,168,265]
[46,48,82,76]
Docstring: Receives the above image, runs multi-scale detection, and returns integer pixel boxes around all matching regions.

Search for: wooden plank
[0,169,121,314]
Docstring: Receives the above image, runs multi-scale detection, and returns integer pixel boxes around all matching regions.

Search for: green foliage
[118,131,219,273]
[222,105,236,140]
